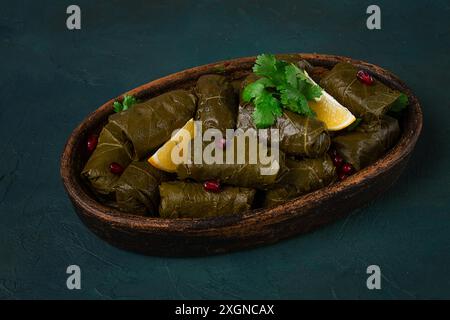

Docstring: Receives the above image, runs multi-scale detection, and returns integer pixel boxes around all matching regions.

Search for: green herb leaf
[284,65,300,89]
[303,82,323,101]
[389,93,409,113]
[279,85,312,116]
[242,78,275,102]
[113,101,123,113]
[113,95,138,113]
[253,54,288,85]
[243,54,323,127]
[253,90,282,129]
[253,54,278,78]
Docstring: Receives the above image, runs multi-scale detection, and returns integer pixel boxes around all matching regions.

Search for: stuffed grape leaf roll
[320,62,407,120]
[237,75,330,158]
[195,74,237,134]
[81,122,133,196]
[114,161,169,215]
[264,155,336,208]
[109,90,197,160]
[332,115,400,171]
[176,136,286,189]
[159,182,256,218]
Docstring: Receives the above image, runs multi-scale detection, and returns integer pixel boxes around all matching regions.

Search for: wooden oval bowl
[60,54,422,257]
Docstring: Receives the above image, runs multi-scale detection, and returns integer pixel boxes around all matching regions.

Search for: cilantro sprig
[113,95,137,113]
[242,54,322,128]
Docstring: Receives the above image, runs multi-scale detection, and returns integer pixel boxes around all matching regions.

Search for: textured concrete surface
[0,0,449,299]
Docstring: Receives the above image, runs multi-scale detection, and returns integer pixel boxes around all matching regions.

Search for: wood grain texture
[60,54,422,257]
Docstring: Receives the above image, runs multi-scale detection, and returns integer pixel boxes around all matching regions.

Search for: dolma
[320,62,405,120]
[114,161,169,215]
[176,136,286,189]
[237,75,330,158]
[332,115,400,171]
[159,182,256,218]
[81,122,133,196]
[264,155,336,208]
[195,74,237,134]
[109,90,197,160]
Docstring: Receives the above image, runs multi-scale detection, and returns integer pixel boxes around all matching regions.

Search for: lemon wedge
[148,118,195,172]
[305,72,356,131]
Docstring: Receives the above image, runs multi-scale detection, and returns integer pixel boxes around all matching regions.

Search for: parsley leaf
[253,54,288,86]
[113,101,122,113]
[252,90,282,129]
[242,78,275,102]
[243,79,282,129]
[243,54,323,128]
[284,64,300,88]
[303,82,323,101]
[253,54,278,78]
[279,85,313,116]
[113,94,137,113]
[389,93,409,113]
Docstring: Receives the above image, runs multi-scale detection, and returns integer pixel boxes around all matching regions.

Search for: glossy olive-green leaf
[159,182,256,218]
[114,161,169,215]
[332,115,400,171]
[264,155,336,208]
[81,122,133,196]
[195,75,237,134]
[176,136,286,190]
[277,110,330,157]
[109,90,197,160]
[320,63,404,120]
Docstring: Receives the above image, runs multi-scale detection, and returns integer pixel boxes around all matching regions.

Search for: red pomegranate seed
[341,163,354,175]
[338,172,349,181]
[203,180,221,193]
[216,138,227,149]
[333,154,344,167]
[357,70,374,85]
[109,162,124,175]
[87,135,98,153]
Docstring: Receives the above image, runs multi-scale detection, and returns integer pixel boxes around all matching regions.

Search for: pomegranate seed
[109,162,124,175]
[203,180,221,193]
[333,154,344,167]
[216,138,227,149]
[338,172,349,181]
[357,70,374,85]
[87,135,98,153]
[341,163,354,175]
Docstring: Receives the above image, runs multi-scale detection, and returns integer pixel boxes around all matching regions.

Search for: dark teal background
[1,0,449,299]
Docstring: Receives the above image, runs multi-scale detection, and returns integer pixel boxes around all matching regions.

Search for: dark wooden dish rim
[60,53,423,236]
